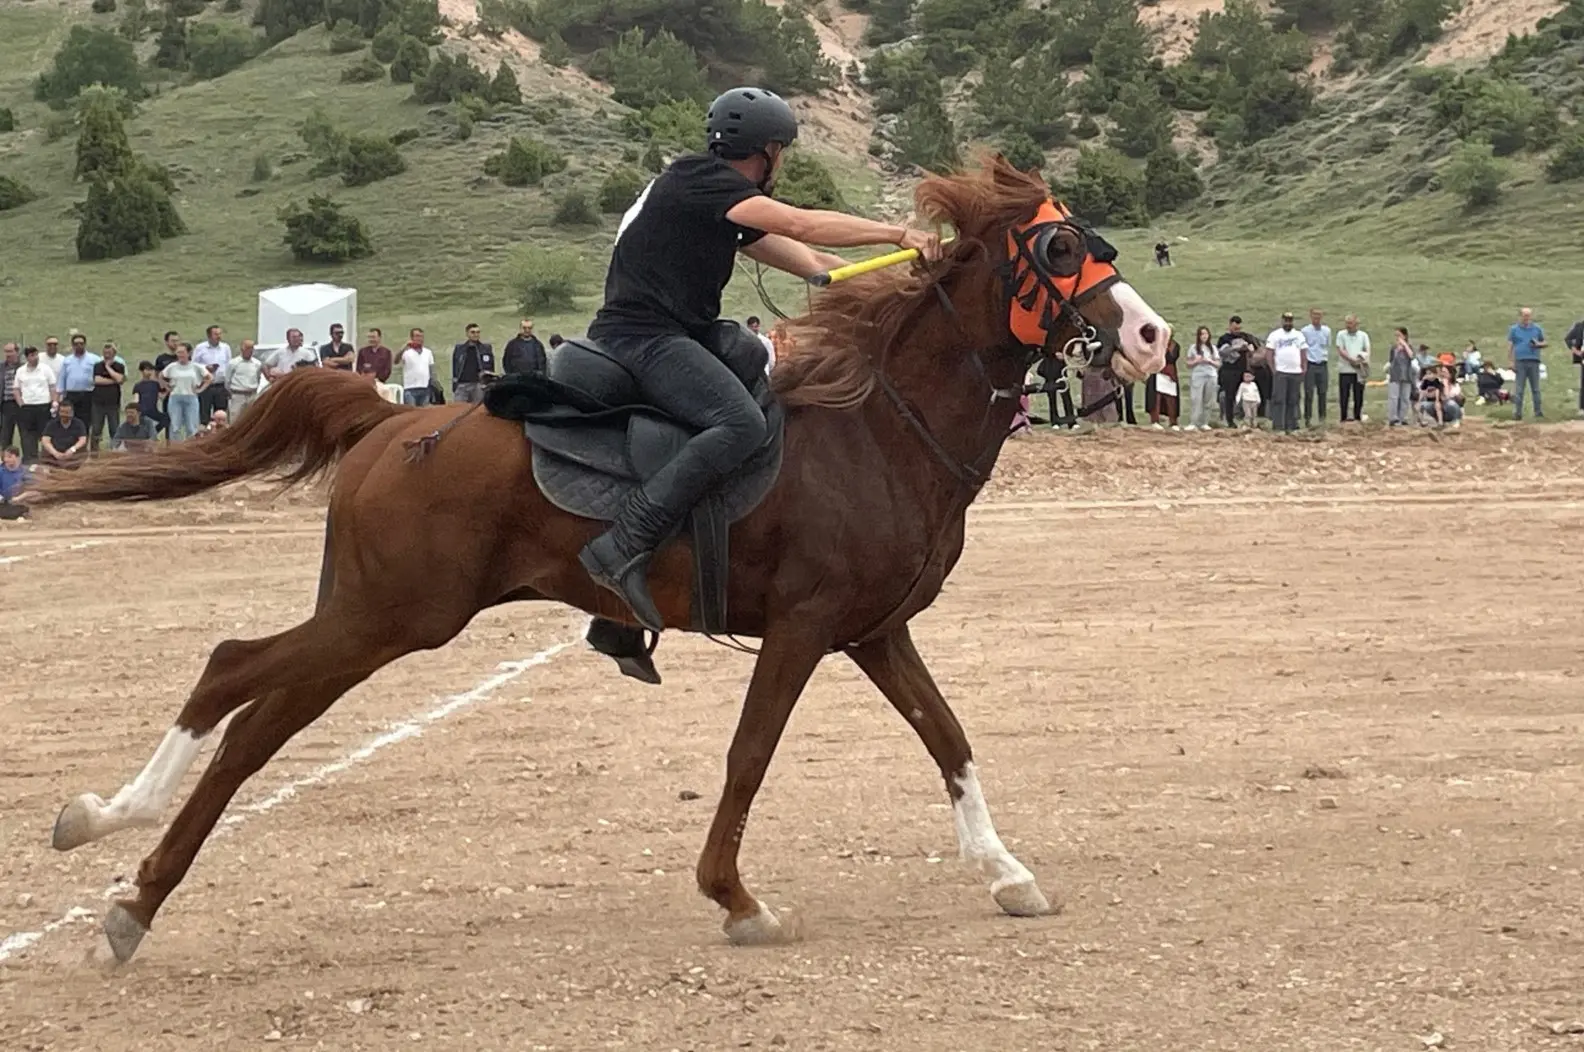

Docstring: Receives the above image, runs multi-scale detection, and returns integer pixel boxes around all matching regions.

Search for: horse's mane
[770,154,1051,411]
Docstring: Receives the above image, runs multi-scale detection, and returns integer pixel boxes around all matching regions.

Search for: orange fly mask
[1003,200,1122,359]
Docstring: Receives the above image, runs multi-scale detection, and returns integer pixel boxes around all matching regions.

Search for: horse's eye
[1036,226,1083,276]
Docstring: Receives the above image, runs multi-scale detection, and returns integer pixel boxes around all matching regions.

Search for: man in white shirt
[746,315,775,373]
[1265,311,1307,434]
[1334,314,1371,423]
[193,324,232,426]
[1299,307,1331,428]
[400,327,437,406]
[13,345,58,462]
[226,340,268,420]
[265,328,320,378]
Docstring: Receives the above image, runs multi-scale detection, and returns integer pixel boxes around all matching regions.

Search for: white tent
[256,283,357,348]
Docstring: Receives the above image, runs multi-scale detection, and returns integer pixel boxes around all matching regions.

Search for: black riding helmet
[705,87,798,164]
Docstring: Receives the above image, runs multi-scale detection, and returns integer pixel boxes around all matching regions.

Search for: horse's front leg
[846,625,1053,917]
[695,619,828,944]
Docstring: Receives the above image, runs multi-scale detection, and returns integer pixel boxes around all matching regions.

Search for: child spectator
[0,446,27,519]
[1476,360,1506,404]
[1419,364,1447,426]
[1236,371,1261,427]
[132,361,169,438]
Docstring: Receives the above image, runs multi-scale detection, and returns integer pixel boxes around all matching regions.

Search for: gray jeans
[1386,380,1413,424]
[1302,361,1328,424]
[1270,371,1301,432]
[1189,367,1217,428]
[1513,359,1542,418]
[454,381,485,405]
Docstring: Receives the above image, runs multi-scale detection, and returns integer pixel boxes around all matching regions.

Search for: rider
[580,86,943,633]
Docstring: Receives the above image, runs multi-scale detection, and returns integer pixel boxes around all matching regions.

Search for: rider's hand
[897,228,942,262]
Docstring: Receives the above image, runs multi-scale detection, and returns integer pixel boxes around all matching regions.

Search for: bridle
[874,198,1131,492]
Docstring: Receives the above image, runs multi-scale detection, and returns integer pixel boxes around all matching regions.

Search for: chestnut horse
[33,155,1169,964]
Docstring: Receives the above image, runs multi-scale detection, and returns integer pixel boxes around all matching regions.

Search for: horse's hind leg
[845,626,1053,918]
[51,634,303,851]
[102,673,367,963]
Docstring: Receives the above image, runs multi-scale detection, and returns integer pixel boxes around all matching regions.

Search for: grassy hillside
[0,3,877,362]
[1,0,1581,423]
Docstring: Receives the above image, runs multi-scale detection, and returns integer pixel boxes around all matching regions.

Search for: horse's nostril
[1139,323,1159,347]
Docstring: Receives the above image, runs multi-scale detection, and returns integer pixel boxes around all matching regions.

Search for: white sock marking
[95,727,207,832]
[951,762,1035,893]
[0,640,573,964]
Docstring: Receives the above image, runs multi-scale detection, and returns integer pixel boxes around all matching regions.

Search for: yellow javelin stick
[806,238,957,287]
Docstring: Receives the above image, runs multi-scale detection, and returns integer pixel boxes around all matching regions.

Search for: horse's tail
[28,370,411,508]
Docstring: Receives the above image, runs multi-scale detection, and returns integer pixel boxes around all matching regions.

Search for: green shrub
[1435,73,1556,156]
[328,21,366,54]
[1061,147,1147,227]
[487,62,522,106]
[0,175,38,212]
[552,188,598,227]
[34,26,144,107]
[1143,146,1203,215]
[541,31,571,67]
[892,97,960,171]
[75,85,137,181]
[597,166,647,213]
[390,127,422,146]
[641,141,664,172]
[299,107,349,174]
[1546,131,1584,182]
[593,28,711,110]
[390,36,432,84]
[251,153,274,182]
[253,0,322,45]
[152,6,189,71]
[342,54,385,82]
[188,21,258,79]
[741,0,836,95]
[511,247,581,313]
[484,137,568,186]
[973,44,1070,146]
[0,109,15,133]
[279,195,374,262]
[1073,114,1101,140]
[92,0,118,12]
[412,51,486,103]
[371,22,402,62]
[999,132,1046,173]
[339,133,407,187]
[1440,139,1506,208]
[1108,79,1174,159]
[773,150,846,208]
[76,170,185,261]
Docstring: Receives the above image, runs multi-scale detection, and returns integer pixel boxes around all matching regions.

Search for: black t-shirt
[92,356,126,404]
[589,152,767,342]
[44,415,88,452]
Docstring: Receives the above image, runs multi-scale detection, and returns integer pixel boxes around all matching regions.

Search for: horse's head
[915,154,1170,384]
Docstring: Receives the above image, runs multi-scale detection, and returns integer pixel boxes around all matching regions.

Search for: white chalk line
[0,540,103,566]
[0,640,575,964]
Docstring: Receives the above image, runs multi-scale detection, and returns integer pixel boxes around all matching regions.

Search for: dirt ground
[3,424,1584,1051]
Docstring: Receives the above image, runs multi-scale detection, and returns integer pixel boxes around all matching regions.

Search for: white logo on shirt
[614,179,656,246]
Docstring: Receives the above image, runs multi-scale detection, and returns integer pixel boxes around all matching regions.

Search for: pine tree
[74,85,137,180]
[487,62,522,106]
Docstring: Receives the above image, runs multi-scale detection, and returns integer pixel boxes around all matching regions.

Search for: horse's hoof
[993,879,1055,918]
[103,904,148,964]
[52,794,103,851]
[724,903,802,946]
[614,654,662,685]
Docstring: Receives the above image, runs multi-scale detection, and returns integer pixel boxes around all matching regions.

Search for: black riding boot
[578,487,686,633]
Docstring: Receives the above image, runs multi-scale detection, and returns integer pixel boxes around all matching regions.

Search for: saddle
[484,321,785,671]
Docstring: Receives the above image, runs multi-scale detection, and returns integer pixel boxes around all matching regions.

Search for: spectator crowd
[1016,305,1584,435]
[2,303,1573,520]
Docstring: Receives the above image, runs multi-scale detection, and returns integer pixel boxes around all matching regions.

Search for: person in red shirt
[355,327,393,382]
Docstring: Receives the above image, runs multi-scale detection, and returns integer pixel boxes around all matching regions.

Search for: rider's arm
[726,196,911,250]
[738,233,847,280]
